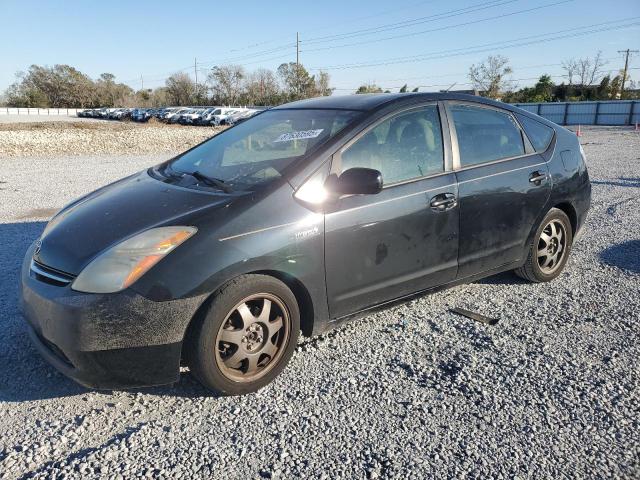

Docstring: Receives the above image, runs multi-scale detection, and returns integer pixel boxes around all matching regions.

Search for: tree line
[2,52,637,108]
[469,53,639,102]
[1,63,333,108]
[355,53,639,102]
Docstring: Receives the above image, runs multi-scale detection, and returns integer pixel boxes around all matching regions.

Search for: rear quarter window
[516,114,555,152]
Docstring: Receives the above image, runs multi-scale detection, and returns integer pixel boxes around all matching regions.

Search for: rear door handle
[430,193,457,211]
[529,171,547,184]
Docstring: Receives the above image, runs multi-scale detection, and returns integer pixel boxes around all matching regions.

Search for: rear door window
[450,104,525,167]
[516,114,555,152]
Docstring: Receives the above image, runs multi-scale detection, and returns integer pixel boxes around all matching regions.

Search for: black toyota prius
[20,93,591,395]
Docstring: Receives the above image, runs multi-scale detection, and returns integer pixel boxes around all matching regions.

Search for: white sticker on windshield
[274,129,324,143]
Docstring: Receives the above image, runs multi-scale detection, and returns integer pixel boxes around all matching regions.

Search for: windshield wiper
[186,170,233,193]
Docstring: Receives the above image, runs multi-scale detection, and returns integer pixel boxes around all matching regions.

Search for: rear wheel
[185,275,300,396]
[515,208,573,282]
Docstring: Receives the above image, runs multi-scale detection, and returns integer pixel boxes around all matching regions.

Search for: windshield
[167,108,359,191]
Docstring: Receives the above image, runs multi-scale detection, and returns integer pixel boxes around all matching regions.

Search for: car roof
[273,92,519,113]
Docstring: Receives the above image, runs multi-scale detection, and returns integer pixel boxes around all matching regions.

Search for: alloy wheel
[537,219,567,274]
[214,293,290,382]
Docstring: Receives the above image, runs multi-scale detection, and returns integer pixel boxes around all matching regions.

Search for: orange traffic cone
[576,125,582,137]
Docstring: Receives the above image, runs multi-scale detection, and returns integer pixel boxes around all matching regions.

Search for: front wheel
[185,275,300,396]
[515,208,573,282]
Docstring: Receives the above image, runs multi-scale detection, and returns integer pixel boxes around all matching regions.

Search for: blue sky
[1,0,639,94]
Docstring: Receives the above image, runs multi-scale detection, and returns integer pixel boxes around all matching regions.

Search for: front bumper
[19,243,204,389]
[26,324,181,389]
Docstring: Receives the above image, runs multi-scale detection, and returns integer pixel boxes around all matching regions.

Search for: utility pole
[296,32,300,96]
[141,75,144,91]
[194,58,199,104]
[618,49,639,96]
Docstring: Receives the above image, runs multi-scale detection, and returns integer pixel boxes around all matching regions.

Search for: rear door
[324,103,459,318]
[446,101,551,278]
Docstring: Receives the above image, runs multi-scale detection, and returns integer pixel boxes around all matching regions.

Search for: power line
[192,0,447,67]
[182,0,437,64]
[111,0,592,91]
[119,65,193,85]
[128,53,623,92]
[310,17,640,70]
[121,52,295,89]
[302,0,519,44]
[193,1,523,68]
[116,15,637,92]
[190,0,522,69]
[332,73,572,92]
[302,0,572,53]
[301,0,435,36]
[196,42,296,67]
[330,57,622,88]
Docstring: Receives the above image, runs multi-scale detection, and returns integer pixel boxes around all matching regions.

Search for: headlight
[72,226,197,293]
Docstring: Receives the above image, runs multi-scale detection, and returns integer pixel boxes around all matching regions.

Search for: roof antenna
[444,82,457,92]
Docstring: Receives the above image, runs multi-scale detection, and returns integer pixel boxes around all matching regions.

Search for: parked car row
[77,106,263,126]
[77,108,137,120]
[159,107,262,126]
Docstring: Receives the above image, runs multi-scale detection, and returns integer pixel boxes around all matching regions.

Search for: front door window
[340,105,444,185]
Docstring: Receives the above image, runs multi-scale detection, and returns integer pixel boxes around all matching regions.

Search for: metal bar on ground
[449,307,499,325]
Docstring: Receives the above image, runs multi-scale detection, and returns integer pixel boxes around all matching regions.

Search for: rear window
[517,114,555,152]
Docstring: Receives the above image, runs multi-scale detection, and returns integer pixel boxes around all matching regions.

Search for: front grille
[30,260,75,287]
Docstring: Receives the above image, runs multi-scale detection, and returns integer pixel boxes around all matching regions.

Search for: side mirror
[327,168,383,196]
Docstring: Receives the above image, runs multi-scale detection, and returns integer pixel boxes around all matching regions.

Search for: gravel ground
[0,126,638,479]
[0,115,99,124]
[0,120,222,158]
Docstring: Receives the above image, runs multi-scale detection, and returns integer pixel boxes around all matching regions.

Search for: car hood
[34,170,230,275]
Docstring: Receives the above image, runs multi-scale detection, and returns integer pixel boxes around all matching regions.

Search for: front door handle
[529,171,547,184]
[430,193,457,211]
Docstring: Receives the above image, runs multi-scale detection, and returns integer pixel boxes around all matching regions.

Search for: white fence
[0,107,81,116]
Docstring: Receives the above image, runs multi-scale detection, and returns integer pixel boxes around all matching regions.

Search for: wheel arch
[182,269,316,356]
[521,200,577,266]
[553,201,577,235]
[252,269,315,338]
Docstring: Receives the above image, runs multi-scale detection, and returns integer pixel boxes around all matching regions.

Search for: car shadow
[474,271,528,286]
[600,239,640,274]
[0,221,213,402]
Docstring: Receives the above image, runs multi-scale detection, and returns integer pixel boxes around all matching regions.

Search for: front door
[446,102,551,278]
[324,103,459,319]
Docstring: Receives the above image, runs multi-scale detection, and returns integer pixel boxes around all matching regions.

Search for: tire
[185,274,300,396]
[515,208,573,283]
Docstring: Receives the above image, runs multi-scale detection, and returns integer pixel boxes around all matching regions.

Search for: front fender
[132,207,329,338]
